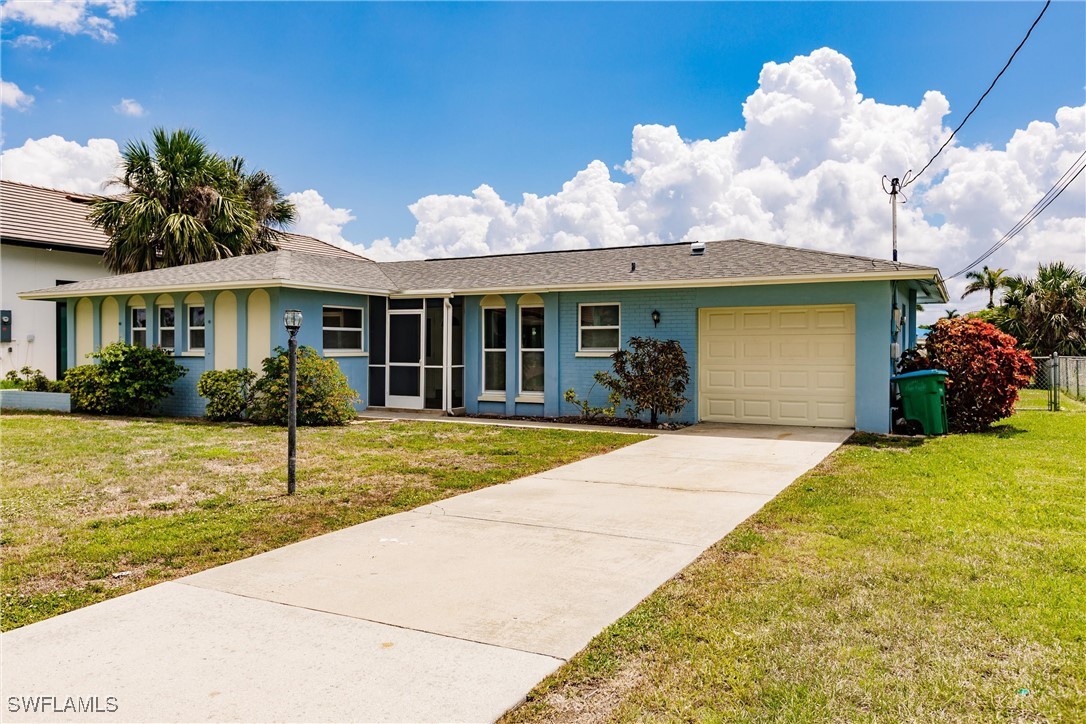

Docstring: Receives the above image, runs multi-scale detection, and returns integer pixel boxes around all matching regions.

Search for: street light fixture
[283,309,302,495]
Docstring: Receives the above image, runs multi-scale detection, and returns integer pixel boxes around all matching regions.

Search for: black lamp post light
[283,309,303,495]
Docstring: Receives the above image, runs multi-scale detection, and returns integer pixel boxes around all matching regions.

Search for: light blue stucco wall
[61,286,372,417]
[462,280,898,433]
[275,288,370,411]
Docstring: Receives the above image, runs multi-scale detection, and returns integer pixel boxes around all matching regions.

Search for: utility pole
[882,172,911,263]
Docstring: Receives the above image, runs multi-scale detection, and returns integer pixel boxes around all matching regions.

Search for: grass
[0,413,642,631]
[505,410,1086,722]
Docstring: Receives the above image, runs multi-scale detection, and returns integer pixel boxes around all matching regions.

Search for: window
[323,306,363,351]
[131,307,147,347]
[578,303,620,352]
[158,307,175,352]
[520,306,544,394]
[188,305,205,350]
[483,306,506,393]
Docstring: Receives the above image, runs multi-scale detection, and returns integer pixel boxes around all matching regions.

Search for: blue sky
[1,1,1083,308]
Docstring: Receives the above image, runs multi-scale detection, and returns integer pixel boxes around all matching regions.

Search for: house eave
[401,269,948,298]
[19,279,394,301]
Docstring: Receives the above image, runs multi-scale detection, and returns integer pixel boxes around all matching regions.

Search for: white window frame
[577,302,621,353]
[518,305,545,396]
[322,305,365,354]
[187,305,206,351]
[158,306,175,353]
[481,303,507,395]
[131,307,147,347]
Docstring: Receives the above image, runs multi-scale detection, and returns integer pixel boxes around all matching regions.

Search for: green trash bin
[891,369,949,435]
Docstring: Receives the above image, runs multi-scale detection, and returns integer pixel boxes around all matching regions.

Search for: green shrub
[596,337,690,426]
[63,343,185,415]
[249,346,359,426]
[63,365,112,413]
[564,374,621,419]
[2,367,64,392]
[197,369,258,421]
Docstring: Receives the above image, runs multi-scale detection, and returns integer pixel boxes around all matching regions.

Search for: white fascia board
[19,279,393,301]
[424,269,946,297]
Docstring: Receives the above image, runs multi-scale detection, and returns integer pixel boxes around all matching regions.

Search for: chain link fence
[1018,354,1086,411]
[1056,356,1086,402]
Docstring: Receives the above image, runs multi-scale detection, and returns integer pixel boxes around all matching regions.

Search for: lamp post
[283,309,303,495]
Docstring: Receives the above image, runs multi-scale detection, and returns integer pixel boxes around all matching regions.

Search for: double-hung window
[158,307,175,353]
[131,307,147,347]
[188,306,206,350]
[578,303,621,352]
[519,306,544,394]
[322,307,364,352]
[482,306,506,393]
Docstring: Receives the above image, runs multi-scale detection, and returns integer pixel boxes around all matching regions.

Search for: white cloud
[9,35,53,50]
[1,0,137,43]
[360,47,1085,327]
[0,135,122,193]
[112,97,145,117]
[0,79,34,110]
[285,189,358,250]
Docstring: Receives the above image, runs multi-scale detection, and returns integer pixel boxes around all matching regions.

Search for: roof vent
[690,241,706,256]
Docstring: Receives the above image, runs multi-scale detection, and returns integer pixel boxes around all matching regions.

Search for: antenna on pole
[882,171,911,262]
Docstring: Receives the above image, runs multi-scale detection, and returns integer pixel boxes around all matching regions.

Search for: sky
[1,1,1084,322]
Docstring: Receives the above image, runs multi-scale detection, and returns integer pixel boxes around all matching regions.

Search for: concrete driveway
[1,423,849,723]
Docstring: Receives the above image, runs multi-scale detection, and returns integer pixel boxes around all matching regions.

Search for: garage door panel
[739,311,772,330]
[699,305,855,428]
[739,399,772,420]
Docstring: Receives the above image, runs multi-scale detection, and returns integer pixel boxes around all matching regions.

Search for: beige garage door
[698,304,855,427]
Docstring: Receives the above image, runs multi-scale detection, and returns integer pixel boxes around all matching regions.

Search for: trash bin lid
[891,369,949,381]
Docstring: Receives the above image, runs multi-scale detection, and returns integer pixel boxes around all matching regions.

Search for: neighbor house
[19,237,947,433]
[0,179,365,379]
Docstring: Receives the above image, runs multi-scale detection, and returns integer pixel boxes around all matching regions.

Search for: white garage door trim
[698,304,856,428]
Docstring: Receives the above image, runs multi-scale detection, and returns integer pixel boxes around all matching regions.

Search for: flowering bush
[898,317,1034,432]
[249,346,359,426]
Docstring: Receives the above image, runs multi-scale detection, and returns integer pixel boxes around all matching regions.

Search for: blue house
[19,239,947,433]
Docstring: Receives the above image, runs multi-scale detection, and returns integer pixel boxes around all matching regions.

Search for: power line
[903,0,1051,190]
[948,149,1086,279]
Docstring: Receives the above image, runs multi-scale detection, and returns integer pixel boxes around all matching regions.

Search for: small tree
[596,337,690,426]
[898,317,1034,432]
[249,346,360,426]
[64,342,185,415]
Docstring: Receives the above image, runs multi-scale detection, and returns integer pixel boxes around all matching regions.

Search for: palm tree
[961,266,1008,308]
[943,308,961,319]
[89,128,295,274]
[998,262,1086,355]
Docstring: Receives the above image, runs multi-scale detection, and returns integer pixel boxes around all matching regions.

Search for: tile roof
[380,238,938,292]
[0,179,366,260]
[21,250,395,296]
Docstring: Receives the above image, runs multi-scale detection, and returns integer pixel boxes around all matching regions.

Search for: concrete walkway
[1,423,850,723]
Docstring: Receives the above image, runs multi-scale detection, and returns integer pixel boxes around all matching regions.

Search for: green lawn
[0,413,641,631]
[506,410,1086,722]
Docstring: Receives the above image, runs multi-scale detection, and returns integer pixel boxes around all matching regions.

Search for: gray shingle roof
[380,239,937,292]
[22,238,945,300]
[21,250,396,296]
[0,179,366,260]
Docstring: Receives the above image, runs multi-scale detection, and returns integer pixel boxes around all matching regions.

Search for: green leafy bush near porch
[64,343,185,415]
[3,367,65,392]
[196,369,258,421]
[248,345,360,426]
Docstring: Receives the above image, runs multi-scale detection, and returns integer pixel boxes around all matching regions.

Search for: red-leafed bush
[899,317,1034,432]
